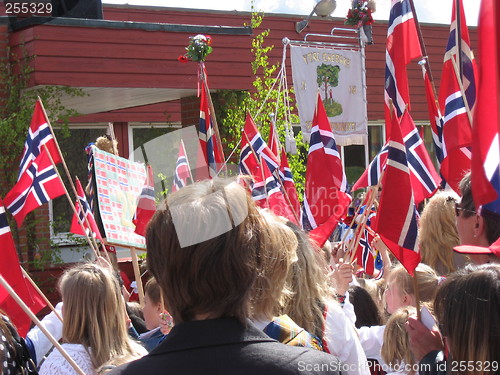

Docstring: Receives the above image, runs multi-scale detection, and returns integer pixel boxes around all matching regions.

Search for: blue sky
[102,0,480,26]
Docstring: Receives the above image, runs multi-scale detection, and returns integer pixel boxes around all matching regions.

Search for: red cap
[453,237,500,258]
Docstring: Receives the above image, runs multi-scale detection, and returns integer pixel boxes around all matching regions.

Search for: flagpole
[455,0,463,79]
[21,267,63,323]
[37,98,110,262]
[413,272,422,321]
[200,65,226,176]
[42,144,100,259]
[130,247,145,305]
[0,274,86,375]
[408,0,440,101]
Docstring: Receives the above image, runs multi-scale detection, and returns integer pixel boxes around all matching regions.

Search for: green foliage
[0,46,85,192]
[216,6,309,198]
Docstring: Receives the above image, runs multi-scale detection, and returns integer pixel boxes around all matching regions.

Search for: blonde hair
[60,263,143,369]
[282,222,332,338]
[419,191,461,275]
[389,263,439,304]
[250,210,298,320]
[381,306,416,375]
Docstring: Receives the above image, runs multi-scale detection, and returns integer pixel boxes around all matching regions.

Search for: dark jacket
[110,317,342,375]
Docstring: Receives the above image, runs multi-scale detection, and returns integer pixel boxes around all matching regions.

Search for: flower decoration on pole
[178,34,213,63]
[345,0,376,45]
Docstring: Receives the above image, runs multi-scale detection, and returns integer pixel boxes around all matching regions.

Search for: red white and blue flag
[132,165,156,236]
[353,110,439,205]
[438,0,477,193]
[17,100,61,180]
[352,144,389,191]
[302,94,351,247]
[471,0,500,216]
[70,179,103,241]
[422,64,445,165]
[0,199,45,336]
[240,113,280,175]
[373,114,420,275]
[199,83,224,177]
[278,149,301,220]
[400,111,440,204]
[4,148,65,227]
[355,228,375,276]
[172,140,192,193]
[384,0,422,137]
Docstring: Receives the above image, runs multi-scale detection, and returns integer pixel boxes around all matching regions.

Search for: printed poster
[93,148,147,249]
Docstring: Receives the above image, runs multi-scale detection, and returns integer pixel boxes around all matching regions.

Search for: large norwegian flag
[4,148,65,227]
[400,111,440,204]
[18,100,61,180]
[471,0,500,216]
[302,94,351,246]
[0,199,46,336]
[70,179,103,241]
[199,83,224,177]
[353,110,439,205]
[172,140,193,193]
[132,165,156,236]
[373,114,420,275]
[438,0,477,193]
[384,0,422,137]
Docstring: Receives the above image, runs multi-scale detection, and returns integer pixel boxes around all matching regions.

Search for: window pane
[52,128,106,234]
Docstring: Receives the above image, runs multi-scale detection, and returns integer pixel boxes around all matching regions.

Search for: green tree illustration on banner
[316,63,343,117]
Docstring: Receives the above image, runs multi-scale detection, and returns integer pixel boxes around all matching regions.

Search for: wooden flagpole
[413,272,422,321]
[0,274,85,375]
[200,65,226,177]
[42,144,100,259]
[129,247,144,305]
[21,267,63,323]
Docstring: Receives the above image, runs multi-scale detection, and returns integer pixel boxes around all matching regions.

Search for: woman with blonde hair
[419,191,467,275]
[40,263,146,375]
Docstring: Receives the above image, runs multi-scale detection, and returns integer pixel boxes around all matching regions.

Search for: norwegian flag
[302,94,351,247]
[132,165,156,236]
[438,0,477,193]
[278,149,301,220]
[4,148,65,227]
[471,0,500,216]
[352,144,389,191]
[353,111,439,205]
[240,113,280,175]
[355,228,375,276]
[239,129,296,223]
[384,0,422,137]
[268,118,281,158]
[18,99,61,180]
[70,179,103,241]
[400,111,440,204]
[172,140,193,193]
[199,82,224,177]
[422,64,445,165]
[373,113,420,275]
[0,199,45,336]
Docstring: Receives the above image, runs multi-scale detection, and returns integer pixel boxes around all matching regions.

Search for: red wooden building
[0,4,477,266]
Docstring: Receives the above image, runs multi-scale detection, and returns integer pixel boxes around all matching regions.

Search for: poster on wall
[290,44,367,146]
[93,148,147,249]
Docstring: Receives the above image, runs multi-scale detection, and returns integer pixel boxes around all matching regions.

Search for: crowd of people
[0,173,499,375]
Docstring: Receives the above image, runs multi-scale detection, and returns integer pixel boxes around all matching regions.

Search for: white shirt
[39,343,96,375]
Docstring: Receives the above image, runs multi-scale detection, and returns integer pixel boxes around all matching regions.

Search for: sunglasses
[454,202,476,217]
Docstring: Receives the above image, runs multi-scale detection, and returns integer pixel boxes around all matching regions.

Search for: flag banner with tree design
[290,44,367,146]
